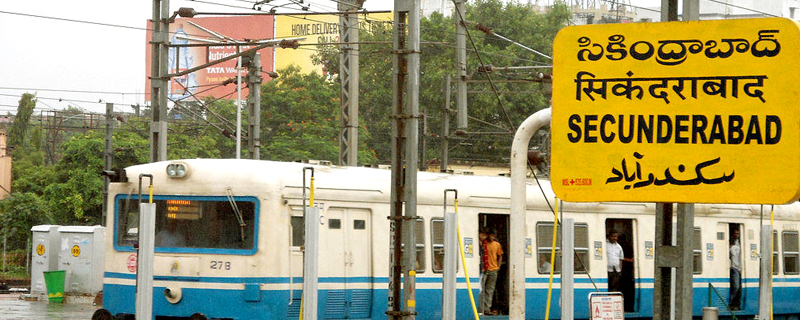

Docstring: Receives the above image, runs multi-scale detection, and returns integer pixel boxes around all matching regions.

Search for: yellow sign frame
[551,18,800,204]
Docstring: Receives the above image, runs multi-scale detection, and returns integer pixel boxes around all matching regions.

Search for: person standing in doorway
[606,230,630,293]
[479,229,503,315]
[729,228,742,311]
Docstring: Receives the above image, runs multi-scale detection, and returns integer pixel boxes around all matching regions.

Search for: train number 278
[210,261,231,270]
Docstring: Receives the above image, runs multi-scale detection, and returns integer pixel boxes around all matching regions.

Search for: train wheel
[189,313,208,320]
[90,309,112,320]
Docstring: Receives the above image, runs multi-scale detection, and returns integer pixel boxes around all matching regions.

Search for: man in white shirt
[606,231,630,293]
[729,228,741,310]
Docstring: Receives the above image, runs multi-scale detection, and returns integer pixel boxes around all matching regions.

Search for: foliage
[313,1,570,164]
[0,192,50,249]
[7,93,35,152]
[260,65,378,164]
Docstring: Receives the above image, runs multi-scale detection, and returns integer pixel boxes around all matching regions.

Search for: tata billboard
[145,16,276,101]
[551,18,800,204]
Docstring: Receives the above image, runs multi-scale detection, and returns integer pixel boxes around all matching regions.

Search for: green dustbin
[43,270,66,303]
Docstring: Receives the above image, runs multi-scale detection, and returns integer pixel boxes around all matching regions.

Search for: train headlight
[166,162,190,179]
[164,286,182,304]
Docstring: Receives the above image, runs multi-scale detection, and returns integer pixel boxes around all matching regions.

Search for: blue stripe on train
[103,278,800,319]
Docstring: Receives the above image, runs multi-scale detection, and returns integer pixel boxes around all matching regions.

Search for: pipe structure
[509,107,551,320]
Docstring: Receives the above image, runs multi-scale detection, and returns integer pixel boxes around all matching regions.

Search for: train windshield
[115,195,257,253]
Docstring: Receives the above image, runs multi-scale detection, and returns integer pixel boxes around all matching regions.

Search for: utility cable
[597,0,660,13]
[173,81,240,130]
[0,87,145,96]
[702,0,778,17]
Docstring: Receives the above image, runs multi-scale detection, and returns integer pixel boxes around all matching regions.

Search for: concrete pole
[562,218,574,320]
[654,204,673,320]
[443,212,458,320]
[675,204,695,320]
[682,0,700,21]
[302,206,320,320]
[510,107,552,320]
[247,53,262,160]
[454,0,467,130]
[150,0,169,162]
[135,203,156,320]
[402,0,421,318]
[759,225,773,320]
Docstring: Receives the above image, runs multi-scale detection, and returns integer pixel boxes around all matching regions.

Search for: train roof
[117,159,800,220]
[119,158,553,209]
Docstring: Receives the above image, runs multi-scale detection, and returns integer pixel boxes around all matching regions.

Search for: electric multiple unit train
[99,159,800,319]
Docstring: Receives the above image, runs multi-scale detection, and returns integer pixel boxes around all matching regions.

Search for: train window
[536,222,589,274]
[401,218,425,273]
[693,228,702,274]
[291,216,304,247]
[354,219,365,230]
[773,230,780,275]
[430,219,450,273]
[114,195,258,254]
[115,193,139,247]
[783,231,799,275]
[329,219,342,229]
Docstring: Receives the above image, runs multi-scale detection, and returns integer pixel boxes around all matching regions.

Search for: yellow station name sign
[551,18,800,204]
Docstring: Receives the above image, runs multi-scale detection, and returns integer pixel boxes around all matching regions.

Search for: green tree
[260,65,378,164]
[0,192,50,249]
[8,93,36,152]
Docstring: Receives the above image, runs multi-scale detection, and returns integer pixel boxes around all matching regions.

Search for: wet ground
[0,293,97,320]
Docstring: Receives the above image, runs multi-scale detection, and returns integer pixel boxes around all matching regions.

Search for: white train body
[101,159,800,319]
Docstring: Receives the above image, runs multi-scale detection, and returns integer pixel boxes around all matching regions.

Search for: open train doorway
[606,219,638,313]
[478,213,509,316]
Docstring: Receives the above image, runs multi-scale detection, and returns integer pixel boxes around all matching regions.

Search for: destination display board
[551,18,800,204]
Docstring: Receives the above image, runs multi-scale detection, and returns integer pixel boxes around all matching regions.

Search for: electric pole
[338,0,364,166]
[455,0,468,131]
[103,103,113,226]
[150,0,169,162]
[440,74,451,172]
[389,1,420,320]
[247,52,262,160]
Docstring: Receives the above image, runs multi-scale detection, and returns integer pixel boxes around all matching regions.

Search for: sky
[0,0,663,115]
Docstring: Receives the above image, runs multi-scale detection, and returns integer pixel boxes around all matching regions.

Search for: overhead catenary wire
[702,0,778,17]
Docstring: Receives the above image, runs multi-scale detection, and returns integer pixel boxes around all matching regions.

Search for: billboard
[145,16,276,101]
[551,18,800,204]
[275,12,393,76]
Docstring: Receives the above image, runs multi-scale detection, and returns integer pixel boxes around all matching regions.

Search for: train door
[605,219,638,313]
[718,223,743,311]
[478,213,509,315]
[320,207,373,319]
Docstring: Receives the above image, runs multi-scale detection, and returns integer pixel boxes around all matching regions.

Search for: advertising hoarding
[275,12,393,76]
[145,16,276,101]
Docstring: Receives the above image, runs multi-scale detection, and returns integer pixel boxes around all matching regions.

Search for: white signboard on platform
[589,292,624,320]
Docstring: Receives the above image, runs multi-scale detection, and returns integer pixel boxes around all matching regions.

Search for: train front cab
[103,192,267,319]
